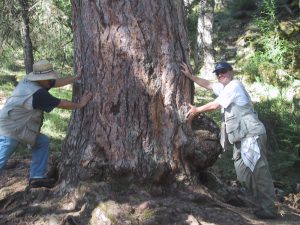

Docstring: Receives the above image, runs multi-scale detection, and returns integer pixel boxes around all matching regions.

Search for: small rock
[137,201,150,212]
[186,215,200,225]
[49,215,61,225]
[91,208,111,225]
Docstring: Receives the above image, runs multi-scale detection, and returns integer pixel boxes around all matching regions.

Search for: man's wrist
[196,107,202,114]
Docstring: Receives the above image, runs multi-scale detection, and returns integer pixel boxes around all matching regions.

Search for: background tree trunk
[59,0,221,189]
[19,0,34,73]
[197,0,215,80]
[183,0,203,72]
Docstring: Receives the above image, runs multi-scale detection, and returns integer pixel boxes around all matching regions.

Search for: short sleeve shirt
[212,80,250,109]
[23,80,60,113]
[32,89,61,112]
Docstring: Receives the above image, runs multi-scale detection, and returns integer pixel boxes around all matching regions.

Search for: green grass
[0,69,21,94]
[43,88,72,151]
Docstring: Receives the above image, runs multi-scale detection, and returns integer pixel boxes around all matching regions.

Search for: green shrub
[256,0,278,32]
[255,98,300,152]
[229,0,257,11]
[241,0,298,89]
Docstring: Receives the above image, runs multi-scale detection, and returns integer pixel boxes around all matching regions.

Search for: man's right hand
[180,62,193,79]
[180,62,213,90]
[57,91,92,110]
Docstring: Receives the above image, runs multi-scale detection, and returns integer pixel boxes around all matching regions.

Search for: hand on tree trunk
[186,103,201,122]
[180,62,193,79]
[79,91,93,108]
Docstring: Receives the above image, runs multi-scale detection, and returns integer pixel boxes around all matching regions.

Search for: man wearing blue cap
[181,61,277,219]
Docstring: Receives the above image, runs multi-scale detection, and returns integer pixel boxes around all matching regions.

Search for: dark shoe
[29,177,56,188]
[254,210,277,219]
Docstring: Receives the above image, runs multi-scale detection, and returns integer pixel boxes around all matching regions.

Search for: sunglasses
[216,68,229,76]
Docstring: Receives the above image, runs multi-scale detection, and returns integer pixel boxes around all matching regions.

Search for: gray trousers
[233,134,277,216]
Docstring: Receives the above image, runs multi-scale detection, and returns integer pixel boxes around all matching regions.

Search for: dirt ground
[1,156,300,225]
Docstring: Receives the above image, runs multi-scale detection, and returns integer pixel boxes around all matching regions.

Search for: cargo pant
[233,133,277,216]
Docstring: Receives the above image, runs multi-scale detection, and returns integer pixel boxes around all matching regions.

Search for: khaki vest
[0,79,43,145]
[220,103,266,149]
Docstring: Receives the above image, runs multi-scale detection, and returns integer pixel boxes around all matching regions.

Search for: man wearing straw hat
[0,59,92,188]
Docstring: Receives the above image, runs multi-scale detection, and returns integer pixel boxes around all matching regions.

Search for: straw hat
[25,60,59,81]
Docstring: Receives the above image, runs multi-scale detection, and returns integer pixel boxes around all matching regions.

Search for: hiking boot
[29,177,56,188]
[254,209,277,219]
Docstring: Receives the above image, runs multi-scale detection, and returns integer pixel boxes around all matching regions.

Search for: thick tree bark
[59,0,221,189]
[19,0,34,73]
[197,0,215,80]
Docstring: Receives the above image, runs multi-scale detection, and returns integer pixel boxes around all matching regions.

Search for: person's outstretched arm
[57,91,92,110]
[54,76,80,87]
[186,101,220,120]
[54,65,83,87]
[180,62,213,90]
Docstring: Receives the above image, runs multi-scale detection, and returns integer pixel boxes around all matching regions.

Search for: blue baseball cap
[213,62,233,73]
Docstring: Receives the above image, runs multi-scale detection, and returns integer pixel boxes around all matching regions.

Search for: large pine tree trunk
[59,0,221,189]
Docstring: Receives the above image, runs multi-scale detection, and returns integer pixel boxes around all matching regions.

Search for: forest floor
[1,155,300,225]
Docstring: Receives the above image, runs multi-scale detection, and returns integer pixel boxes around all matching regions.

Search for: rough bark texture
[19,0,34,74]
[59,0,221,189]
